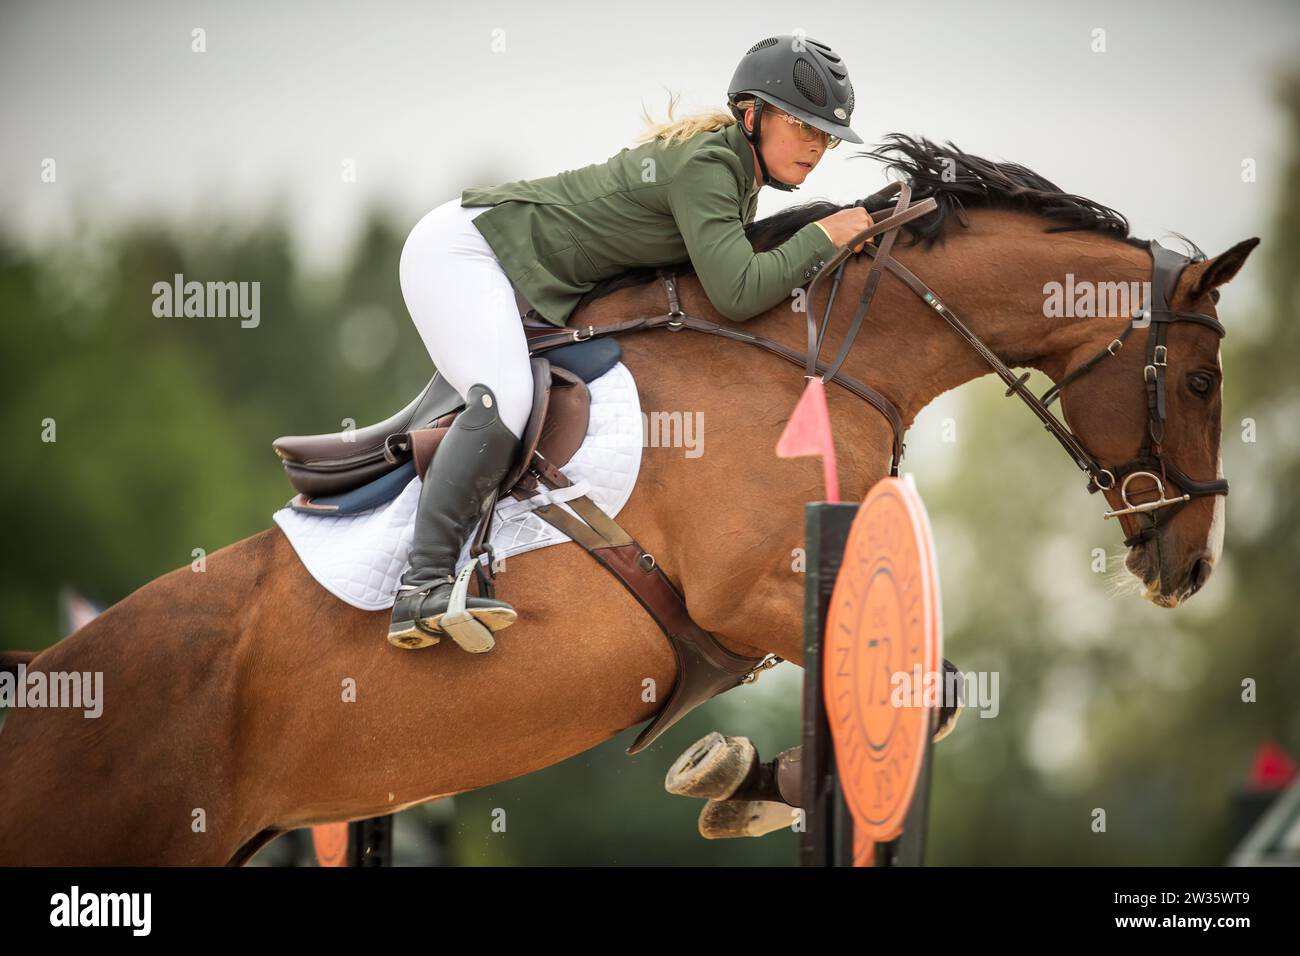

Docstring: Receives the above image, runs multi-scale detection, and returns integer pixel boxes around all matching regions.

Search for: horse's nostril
[1191,558,1213,591]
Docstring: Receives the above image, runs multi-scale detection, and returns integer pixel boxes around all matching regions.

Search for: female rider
[390,34,874,652]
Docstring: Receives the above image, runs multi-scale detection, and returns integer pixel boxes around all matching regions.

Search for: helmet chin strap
[743,100,798,193]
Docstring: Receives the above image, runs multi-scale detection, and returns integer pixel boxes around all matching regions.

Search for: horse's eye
[1187,372,1215,396]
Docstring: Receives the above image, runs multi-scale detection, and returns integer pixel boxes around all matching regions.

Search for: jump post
[799,493,938,867]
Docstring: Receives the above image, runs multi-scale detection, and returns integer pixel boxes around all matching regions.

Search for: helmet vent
[808,39,841,63]
[792,58,827,106]
[747,37,779,54]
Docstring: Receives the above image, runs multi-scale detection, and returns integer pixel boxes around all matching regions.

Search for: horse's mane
[573,132,1145,311]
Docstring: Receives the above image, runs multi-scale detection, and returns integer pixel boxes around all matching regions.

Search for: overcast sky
[2,0,1295,299]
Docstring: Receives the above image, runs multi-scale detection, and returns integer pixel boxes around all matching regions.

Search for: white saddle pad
[273,362,642,610]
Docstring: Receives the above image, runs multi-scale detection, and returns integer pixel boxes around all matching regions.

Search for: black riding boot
[388,382,522,652]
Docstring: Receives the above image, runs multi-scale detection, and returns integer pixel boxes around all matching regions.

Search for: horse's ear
[1189,237,1261,300]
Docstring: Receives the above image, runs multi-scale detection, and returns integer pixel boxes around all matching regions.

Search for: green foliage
[0,211,429,646]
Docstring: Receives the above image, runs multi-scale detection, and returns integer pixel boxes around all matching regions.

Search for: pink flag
[776,377,839,503]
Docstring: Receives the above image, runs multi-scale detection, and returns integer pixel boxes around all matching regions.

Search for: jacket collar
[722,121,759,196]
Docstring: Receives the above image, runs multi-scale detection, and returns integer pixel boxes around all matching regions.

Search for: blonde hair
[635,90,756,146]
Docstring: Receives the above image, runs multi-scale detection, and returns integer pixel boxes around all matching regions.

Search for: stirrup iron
[439,561,496,654]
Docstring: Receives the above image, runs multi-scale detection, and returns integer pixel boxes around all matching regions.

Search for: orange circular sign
[823,477,943,846]
[312,823,349,867]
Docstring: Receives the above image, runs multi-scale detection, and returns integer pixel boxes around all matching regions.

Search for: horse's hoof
[664,732,758,800]
[932,658,963,741]
[933,701,962,742]
[698,798,799,839]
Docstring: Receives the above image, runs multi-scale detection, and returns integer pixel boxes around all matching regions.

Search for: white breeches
[398,197,535,440]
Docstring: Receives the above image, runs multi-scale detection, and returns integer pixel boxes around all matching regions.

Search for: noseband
[806,183,1229,548]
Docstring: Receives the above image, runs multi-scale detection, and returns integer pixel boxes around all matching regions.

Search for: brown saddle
[273,357,591,506]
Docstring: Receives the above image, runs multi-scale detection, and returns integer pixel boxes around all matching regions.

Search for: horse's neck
[842,215,1152,429]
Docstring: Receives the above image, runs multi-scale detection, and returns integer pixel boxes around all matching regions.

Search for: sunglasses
[770,109,841,149]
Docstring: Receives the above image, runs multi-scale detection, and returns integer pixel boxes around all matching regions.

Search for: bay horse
[0,136,1257,865]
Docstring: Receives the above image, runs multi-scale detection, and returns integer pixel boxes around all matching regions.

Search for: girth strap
[509,451,775,756]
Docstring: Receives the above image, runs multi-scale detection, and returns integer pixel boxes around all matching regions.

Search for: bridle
[523,180,1229,550]
[1035,240,1228,544]
[804,182,1229,548]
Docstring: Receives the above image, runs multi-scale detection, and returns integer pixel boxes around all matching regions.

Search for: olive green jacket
[461,121,836,327]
